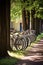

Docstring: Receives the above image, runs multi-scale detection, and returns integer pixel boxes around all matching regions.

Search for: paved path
[15,39,43,65]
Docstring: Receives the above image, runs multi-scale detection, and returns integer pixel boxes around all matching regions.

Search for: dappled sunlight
[38,41,43,44]
[7,51,24,59]
[21,56,43,62]
[30,48,43,52]
[22,63,26,65]
[8,33,43,65]
[7,50,43,62]
[40,39,43,42]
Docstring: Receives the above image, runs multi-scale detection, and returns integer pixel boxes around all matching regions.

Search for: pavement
[15,39,43,65]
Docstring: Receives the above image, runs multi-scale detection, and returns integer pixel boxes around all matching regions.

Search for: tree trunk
[26,10,29,29]
[22,8,27,31]
[0,0,10,57]
[30,10,32,33]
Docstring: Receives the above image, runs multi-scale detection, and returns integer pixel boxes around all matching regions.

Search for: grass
[35,33,43,43]
[7,50,24,59]
[0,57,17,65]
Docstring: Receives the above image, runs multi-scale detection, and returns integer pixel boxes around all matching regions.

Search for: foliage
[34,0,43,18]
[36,33,43,42]
[24,0,43,19]
[10,0,22,21]
[11,0,43,21]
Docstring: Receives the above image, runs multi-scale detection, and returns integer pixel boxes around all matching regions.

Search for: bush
[36,33,43,41]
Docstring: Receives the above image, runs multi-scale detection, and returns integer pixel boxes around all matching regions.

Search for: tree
[11,0,43,32]
[0,0,10,57]
[24,0,43,33]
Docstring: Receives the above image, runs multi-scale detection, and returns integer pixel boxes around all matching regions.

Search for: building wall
[11,19,22,32]
[13,21,20,31]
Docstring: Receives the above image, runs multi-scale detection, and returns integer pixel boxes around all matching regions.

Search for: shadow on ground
[15,39,43,65]
[15,59,43,65]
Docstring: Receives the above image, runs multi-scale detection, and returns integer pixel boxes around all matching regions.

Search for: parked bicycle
[10,30,36,51]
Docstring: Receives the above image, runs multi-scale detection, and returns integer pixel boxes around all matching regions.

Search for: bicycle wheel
[15,37,27,50]
[29,34,36,42]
